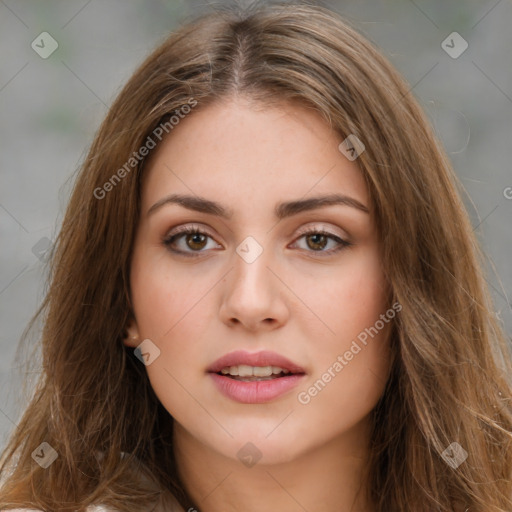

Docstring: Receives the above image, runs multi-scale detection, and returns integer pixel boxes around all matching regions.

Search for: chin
[217,429,307,467]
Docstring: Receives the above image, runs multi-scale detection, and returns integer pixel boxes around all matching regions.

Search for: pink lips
[207,350,306,404]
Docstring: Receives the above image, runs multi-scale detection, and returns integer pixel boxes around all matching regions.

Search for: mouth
[207,350,306,404]
[215,364,299,381]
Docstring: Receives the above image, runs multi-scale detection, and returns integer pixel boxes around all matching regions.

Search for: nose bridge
[230,234,273,297]
[219,233,287,330]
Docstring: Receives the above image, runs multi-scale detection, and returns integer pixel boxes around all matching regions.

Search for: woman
[1,2,511,511]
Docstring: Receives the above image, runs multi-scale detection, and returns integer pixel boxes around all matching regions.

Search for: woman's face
[125,97,392,465]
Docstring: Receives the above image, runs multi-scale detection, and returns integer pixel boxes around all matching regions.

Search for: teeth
[238,364,254,377]
[253,366,272,377]
[219,365,289,377]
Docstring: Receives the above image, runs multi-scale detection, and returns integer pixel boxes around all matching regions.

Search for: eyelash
[162,224,352,258]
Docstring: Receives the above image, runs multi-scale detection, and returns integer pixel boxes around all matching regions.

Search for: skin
[124,96,393,512]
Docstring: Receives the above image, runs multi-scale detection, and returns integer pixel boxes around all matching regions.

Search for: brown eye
[185,233,208,250]
[305,233,329,251]
[163,226,221,257]
[292,229,351,255]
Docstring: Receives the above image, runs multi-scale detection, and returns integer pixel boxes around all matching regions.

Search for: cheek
[299,330,391,413]
[129,243,214,390]
[294,309,391,442]
[130,244,209,341]
[303,249,389,348]
[130,255,209,424]
[294,249,391,408]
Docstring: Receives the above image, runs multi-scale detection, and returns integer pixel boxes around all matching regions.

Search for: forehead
[140,97,369,214]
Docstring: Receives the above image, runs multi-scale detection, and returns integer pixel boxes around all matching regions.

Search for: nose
[218,243,290,332]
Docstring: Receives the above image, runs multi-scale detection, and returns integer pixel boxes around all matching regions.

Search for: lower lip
[209,373,305,404]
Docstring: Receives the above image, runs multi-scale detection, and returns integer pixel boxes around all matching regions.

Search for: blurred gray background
[1,0,511,450]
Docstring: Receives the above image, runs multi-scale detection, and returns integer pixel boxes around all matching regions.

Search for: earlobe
[122,317,141,348]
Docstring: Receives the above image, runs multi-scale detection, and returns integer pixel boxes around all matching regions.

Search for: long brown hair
[1,2,511,511]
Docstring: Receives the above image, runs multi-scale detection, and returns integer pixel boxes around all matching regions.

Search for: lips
[207,350,306,404]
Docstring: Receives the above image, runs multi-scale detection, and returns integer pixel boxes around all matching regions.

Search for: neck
[173,417,375,512]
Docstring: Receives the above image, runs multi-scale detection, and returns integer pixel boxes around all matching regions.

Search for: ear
[122,316,141,348]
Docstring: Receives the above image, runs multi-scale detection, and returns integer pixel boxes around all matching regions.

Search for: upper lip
[207,350,306,374]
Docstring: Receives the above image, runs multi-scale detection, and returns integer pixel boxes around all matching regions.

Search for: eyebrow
[147,193,369,219]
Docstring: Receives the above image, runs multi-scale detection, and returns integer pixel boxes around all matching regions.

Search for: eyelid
[293,222,348,240]
[165,223,214,237]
